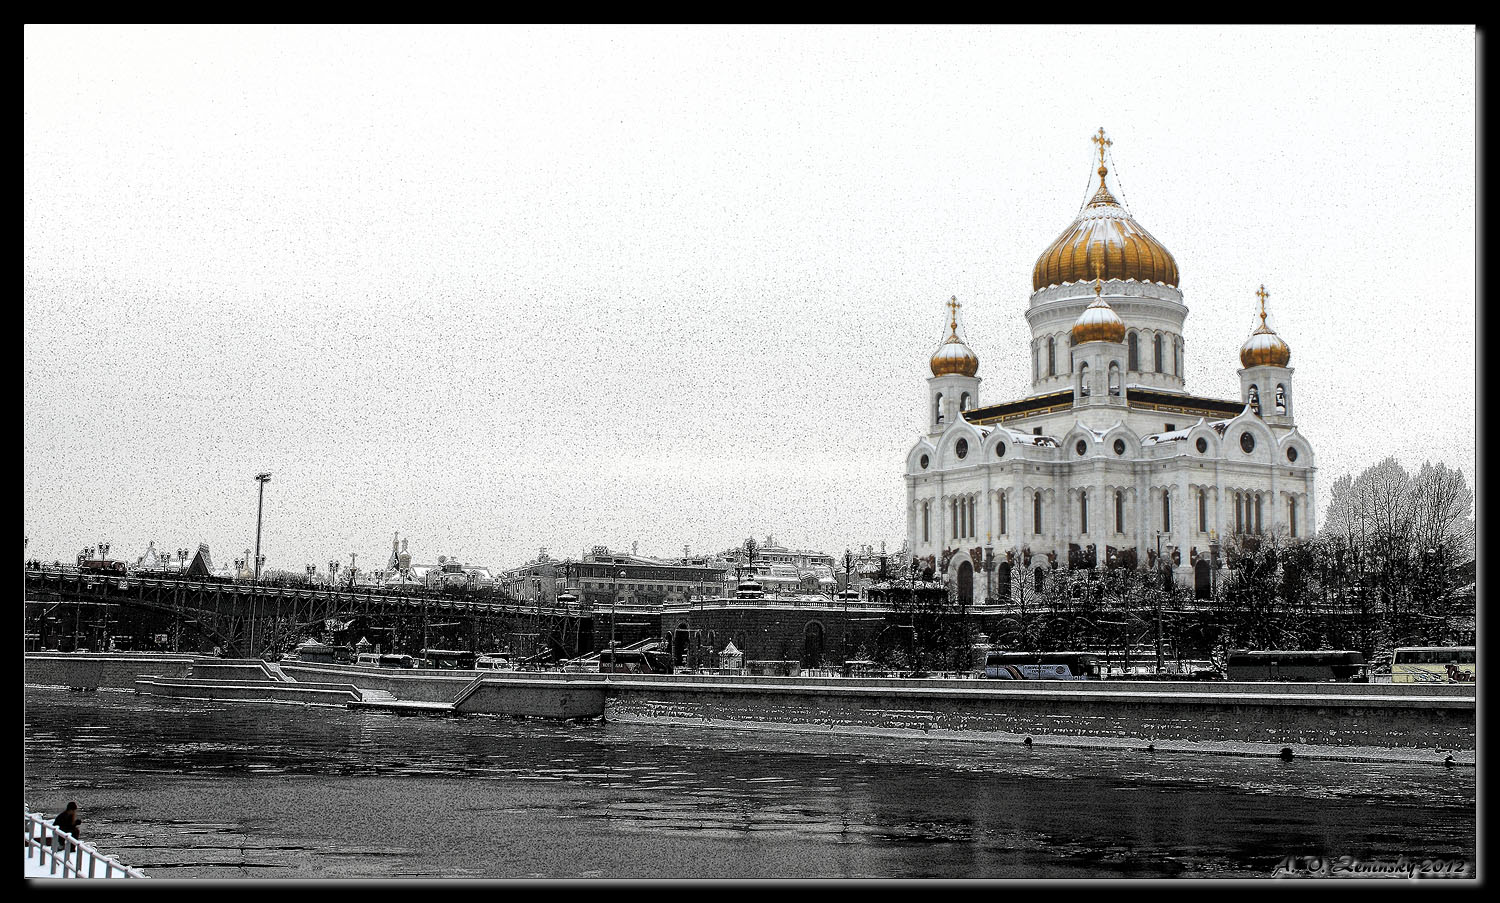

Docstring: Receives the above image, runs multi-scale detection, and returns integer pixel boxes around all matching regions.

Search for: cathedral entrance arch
[957,560,974,606]
[802,621,826,669]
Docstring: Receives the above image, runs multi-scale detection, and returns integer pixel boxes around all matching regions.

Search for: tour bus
[599,649,675,674]
[1225,650,1367,682]
[419,649,477,670]
[78,559,128,576]
[1390,646,1475,684]
[983,652,1102,680]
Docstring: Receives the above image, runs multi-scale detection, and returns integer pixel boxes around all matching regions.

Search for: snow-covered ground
[23,840,142,879]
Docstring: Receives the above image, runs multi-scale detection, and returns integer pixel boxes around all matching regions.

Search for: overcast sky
[23,24,1476,574]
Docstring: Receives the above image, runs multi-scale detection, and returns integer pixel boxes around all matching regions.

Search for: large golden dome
[1071,279,1126,344]
[1240,284,1291,368]
[930,296,979,377]
[1032,149,1179,292]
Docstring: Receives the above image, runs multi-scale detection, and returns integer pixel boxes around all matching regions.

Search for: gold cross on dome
[1256,284,1270,323]
[947,295,961,332]
[1092,127,1112,167]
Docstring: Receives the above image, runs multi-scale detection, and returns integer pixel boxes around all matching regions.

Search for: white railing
[23,809,147,879]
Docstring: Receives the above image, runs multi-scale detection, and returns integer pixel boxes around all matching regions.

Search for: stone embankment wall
[24,653,196,689]
[133,676,362,706]
[279,662,475,702]
[596,676,1475,751]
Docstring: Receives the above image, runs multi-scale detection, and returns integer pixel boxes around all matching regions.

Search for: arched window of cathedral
[1078,362,1090,397]
[1108,362,1121,396]
[1127,332,1139,371]
[1289,496,1298,538]
[1080,491,1088,534]
[935,393,945,425]
[1247,384,1260,415]
[1254,494,1263,534]
[1115,490,1124,533]
[1047,338,1056,376]
[1033,492,1043,535]
[969,497,977,538]
[922,502,930,543]
[1234,492,1243,534]
[951,499,958,539]
[1032,343,1040,382]
[1198,489,1207,533]
[1174,338,1183,376]
[1275,384,1287,415]
[1162,489,1171,533]
[1154,334,1164,373]
[960,392,972,412]
[998,492,1007,535]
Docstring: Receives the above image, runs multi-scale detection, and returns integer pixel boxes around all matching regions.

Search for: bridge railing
[23,809,147,878]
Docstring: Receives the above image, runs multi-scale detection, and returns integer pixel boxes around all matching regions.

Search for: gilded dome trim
[1032,135,1180,292]
[930,295,980,377]
[1239,284,1291,368]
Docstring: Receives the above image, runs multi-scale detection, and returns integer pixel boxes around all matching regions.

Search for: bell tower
[927,296,980,437]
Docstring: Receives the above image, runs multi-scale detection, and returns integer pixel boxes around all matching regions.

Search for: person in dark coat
[52,801,82,849]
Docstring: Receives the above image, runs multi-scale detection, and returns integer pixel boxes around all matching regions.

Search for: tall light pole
[349,552,358,588]
[248,473,271,659]
[610,569,625,656]
[253,474,271,582]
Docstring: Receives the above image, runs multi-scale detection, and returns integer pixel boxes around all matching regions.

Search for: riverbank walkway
[23,809,146,879]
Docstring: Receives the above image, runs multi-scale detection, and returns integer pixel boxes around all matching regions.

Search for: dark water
[23,688,1475,880]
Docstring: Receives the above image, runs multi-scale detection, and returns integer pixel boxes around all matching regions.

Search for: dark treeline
[874,458,1474,670]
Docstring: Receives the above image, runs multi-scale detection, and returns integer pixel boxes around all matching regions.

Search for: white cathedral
[905,131,1315,602]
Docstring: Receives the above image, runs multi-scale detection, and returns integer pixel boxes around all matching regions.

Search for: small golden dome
[1032,132,1179,292]
[1071,279,1126,344]
[930,296,979,377]
[1240,284,1291,368]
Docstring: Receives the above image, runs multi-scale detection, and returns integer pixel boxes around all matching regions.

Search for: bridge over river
[23,566,612,659]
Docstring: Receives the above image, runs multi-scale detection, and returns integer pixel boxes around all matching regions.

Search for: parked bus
[599,649,675,674]
[419,649,477,670]
[78,560,128,576]
[983,652,1101,680]
[1226,650,1367,682]
[1391,646,1475,684]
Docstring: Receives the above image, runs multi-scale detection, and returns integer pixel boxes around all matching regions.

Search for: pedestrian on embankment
[52,801,82,850]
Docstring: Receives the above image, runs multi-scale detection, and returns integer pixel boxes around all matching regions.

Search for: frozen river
[23,687,1475,879]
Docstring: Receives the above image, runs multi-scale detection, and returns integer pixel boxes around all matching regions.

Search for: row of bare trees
[874,458,1474,670]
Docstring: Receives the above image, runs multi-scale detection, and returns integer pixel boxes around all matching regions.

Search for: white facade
[905,142,1315,600]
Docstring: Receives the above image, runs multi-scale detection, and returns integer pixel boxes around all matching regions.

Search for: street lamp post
[251,472,271,659]
[610,569,626,658]
[349,552,358,589]
[1154,532,1166,674]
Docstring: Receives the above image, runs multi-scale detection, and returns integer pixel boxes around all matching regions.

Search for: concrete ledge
[453,678,606,718]
[134,677,359,706]
[595,678,1475,709]
[25,653,198,689]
